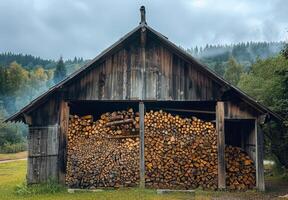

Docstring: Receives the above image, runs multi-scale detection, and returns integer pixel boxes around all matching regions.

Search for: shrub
[15,178,65,195]
[0,142,27,153]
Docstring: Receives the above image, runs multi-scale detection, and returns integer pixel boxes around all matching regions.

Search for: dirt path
[0,158,27,164]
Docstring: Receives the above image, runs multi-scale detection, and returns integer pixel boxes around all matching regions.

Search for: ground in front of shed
[0,160,288,200]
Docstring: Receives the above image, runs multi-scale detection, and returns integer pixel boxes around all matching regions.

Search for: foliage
[0,105,26,152]
[0,54,86,151]
[15,178,64,195]
[188,41,284,74]
[224,57,244,85]
[0,126,23,146]
[53,57,67,84]
[214,62,225,76]
[238,55,288,168]
[0,142,27,153]
[0,62,29,113]
[281,42,288,59]
[0,52,54,69]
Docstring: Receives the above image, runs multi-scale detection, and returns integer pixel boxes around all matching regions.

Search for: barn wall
[62,36,223,102]
[27,126,59,184]
[28,93,61,126]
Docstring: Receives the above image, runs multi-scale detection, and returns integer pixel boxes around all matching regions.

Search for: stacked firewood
[66,109,256,190]
[144,110,218,189]
[225,146,256,190]
[66,109,140,188]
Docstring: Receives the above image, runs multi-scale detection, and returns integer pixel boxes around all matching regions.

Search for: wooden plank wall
[246,123,256,162]
[224,102,257,119]
[62,36,223,102]
[28,94,60,126]
[27,126,59,184]
[256,122,265,191]
[58,101,69,184]
[216,102,226,189]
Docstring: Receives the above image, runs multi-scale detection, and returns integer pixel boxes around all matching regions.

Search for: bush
[0,142,27,153]
[15,178,65,195]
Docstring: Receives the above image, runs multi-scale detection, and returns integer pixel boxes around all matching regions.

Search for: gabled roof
[5,23,283,122]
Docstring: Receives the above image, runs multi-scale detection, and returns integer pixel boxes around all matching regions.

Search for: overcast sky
[0,0,287,60]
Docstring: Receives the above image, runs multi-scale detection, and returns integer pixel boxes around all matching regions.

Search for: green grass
[0,160,200,200]
[0,160,287,200]
[0,151,27,161]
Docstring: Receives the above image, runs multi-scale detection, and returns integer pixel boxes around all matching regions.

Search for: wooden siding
[27,126,59,184]
[28,94,60,126]
[62,36,223,102]
[224,101,257,119]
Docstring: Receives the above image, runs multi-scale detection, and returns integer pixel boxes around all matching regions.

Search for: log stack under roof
[66,109,255,190]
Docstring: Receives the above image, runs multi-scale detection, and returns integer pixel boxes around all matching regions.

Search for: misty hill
[0,52,55,69]
[1,41,284,74]
[187,41,285,75]
[0,52,86,73]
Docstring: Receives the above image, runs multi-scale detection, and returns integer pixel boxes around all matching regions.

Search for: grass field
[0,160,287,200]
[0,151,27,161]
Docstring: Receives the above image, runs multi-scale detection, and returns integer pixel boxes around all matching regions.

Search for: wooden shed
[6,6,281,191]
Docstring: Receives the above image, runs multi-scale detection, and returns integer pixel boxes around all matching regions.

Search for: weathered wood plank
[139,102,145,188]
[256,121,265,191]
[224,102,257,119]
[216,101,226,189]
[59,101,69,184]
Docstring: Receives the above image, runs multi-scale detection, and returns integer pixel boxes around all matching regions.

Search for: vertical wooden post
[256,121,265,191]
[216,101,226,189]
[140,21,146,99]
[59,101,69,184]
[139,101,145,188]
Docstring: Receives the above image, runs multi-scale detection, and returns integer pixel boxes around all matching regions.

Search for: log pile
[66,109,256,190]
[144,110,218,189]
[225,146,256,190]
[66,109,140,188]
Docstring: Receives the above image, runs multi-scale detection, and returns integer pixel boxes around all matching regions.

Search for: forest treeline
[0,41,287,172]
[188,41,284,76]
[0,55,87,153]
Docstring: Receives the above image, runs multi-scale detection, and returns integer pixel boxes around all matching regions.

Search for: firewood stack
[225,146,256,190]
[66,109,140,188]
[66,109,256,190]
[144,110,218,189]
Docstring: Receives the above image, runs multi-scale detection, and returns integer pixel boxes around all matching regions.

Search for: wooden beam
[140,23,146,100]
[58,101,69,184]
[154,108,215,114]
[216,101,226,189]
[256,120,265,191]
[139,101,145,188]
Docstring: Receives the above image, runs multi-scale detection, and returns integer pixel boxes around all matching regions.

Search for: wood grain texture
[27,126,58,184]
[256,122,265,191]
[139,102,145,188]
[59,101,69,184]
[216,101,226,189]
[224,101,257,119]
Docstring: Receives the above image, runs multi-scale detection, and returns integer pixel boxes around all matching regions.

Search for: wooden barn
[6,6,281,191]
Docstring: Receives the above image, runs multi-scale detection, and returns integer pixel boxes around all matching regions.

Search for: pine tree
[53,57,66,84]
